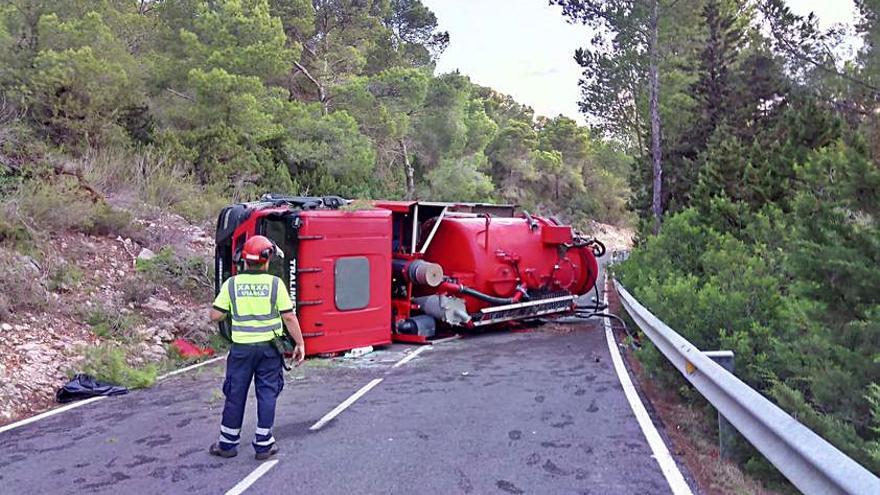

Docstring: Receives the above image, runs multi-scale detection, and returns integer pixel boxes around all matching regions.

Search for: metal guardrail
[614,280,880,495]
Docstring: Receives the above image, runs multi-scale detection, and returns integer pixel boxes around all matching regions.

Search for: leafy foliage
[77,343,158,389]
[136,246,212,298]
[562,0,880,483]
[0,0,630,227]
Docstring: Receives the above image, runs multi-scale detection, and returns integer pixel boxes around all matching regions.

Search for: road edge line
[158,354,226,380]
[309,378,384,431]
[224,459,279,495]
[0,396,107,435]
[603,275,694,495]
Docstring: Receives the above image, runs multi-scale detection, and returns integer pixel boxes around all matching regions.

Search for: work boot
[254,443,279,461]
[209,443,238,458]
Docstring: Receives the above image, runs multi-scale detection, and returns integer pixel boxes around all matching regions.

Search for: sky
[422,0,859,125]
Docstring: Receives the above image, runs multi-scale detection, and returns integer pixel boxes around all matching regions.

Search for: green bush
[0,212,30,248]
[17,178,97,232]
[84,203,134,236]
[136,246,212,297]
[207,332,231,353]
[81,146,229,225]
[616,203,880,477]
[78,343,157,389]
[0,252,46,315]
[47,262,83,293]
[85,306,141,341]
[172,187,230,224]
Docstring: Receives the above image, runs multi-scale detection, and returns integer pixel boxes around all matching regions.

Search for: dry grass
[12,178,138,241]
[17,178,98,232]
[638,376,779,495]
[0,248,48,317]
[79,147,229,223]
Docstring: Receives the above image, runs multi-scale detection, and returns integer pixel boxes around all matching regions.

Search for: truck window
[335,256,370,310]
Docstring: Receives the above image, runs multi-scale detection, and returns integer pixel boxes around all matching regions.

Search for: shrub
[47,262,83,293]
[0,251,46,314]
[84,203,134,236]
[16,178,136,238]
[207,332,231,353]
[0,212,30,248]
[121,274,157,304]
[78,343,157,389]
[136,246,212,297]
[615,204,880,480]
[17,178,96,232]
[0,291,11,320]
[172,187,230,224]
[80,146,229,225]
[85,306,142,341]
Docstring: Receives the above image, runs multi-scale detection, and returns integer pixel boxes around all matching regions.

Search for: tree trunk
[401,139,415,199]
[648,0,664,234]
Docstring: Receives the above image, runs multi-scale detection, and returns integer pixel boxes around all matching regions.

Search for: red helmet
[242,235,276,263]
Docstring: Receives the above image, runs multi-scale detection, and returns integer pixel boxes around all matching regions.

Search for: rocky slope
[585,220,635,252]
[0,207,216,424]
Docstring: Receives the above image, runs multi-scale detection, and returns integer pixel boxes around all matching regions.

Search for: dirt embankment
[585,220,634,252]
[0,205,216,424]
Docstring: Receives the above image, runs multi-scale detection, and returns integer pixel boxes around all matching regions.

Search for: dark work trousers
[217,343,284,453]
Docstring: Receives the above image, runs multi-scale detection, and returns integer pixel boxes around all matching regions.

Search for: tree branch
[166,88,195,102]
[293,61,328,104]
[761,3,880,94]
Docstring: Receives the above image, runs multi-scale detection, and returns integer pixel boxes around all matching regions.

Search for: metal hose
[459,286,517,306]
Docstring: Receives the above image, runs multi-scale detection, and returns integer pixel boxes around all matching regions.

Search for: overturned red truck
[214,194,604,356]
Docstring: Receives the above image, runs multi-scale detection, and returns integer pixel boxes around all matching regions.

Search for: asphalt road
[0,267,683,494]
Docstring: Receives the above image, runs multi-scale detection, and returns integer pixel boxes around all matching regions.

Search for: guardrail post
[703,350,736,460]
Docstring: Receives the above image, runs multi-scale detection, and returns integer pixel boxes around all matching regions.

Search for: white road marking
[224,459,279,495]
[309,378,384,431]
[602,276,694,495]
[430,335,461,345]
[0,396,107,435]
[0,354,227,435]
[392,345,430,368]
[310,339,446,430]
[158,354,226,380]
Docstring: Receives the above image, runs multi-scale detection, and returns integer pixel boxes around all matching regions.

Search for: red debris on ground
[171,338,214,359]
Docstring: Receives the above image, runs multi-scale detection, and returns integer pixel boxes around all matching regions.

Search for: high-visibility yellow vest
[214,272,293,344]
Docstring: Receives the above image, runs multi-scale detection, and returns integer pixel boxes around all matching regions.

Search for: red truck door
[286,209,393,355]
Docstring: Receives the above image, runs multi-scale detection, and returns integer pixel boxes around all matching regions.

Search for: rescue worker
[208,235,305,460]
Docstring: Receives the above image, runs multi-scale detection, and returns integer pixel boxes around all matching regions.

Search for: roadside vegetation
[552,0,880,486]
[0,0,632,230]
[0,1,632,421]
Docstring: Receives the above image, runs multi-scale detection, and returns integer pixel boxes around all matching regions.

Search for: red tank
[421,214,599,313]
[216,196,604,353]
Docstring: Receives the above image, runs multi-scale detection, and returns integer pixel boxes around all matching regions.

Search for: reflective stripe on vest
[228,274,282,344]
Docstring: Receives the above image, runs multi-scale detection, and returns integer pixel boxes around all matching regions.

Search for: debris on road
[343,346,373,358]
[55,373,128,403]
